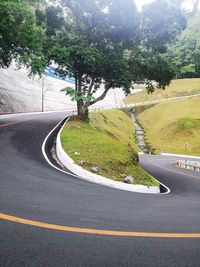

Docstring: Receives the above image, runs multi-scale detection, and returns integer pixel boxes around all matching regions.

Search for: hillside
[137,97,200,156]
[124,78,200,104]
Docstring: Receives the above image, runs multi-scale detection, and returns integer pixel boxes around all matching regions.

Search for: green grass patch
[176,117,200,130]
[61,109,159,187]
[137,98,200,156]
[124,78,200,104]
[89,109,139,152]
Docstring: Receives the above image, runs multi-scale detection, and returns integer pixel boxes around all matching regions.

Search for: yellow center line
[1,213,200,238]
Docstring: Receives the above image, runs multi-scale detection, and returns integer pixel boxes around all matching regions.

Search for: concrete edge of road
[161,153,200,160]
[55,120,171,194]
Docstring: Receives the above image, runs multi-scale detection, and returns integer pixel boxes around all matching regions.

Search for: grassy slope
[61,109,159,187]
[89,109,139,152]
[137,97,200,156]
[124,78,200,104]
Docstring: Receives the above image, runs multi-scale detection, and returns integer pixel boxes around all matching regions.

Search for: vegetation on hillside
[166,10,200,78]
[124,78,200,104]
[89,109,139,152]
[136,97,200,156]
[61,109,159,186]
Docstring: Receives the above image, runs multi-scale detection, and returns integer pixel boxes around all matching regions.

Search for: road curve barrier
[175,160,200,172]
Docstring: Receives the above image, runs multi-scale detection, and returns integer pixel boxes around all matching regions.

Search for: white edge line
[153,178,170,195]
[139,157,170,195]
[41,116,81,178]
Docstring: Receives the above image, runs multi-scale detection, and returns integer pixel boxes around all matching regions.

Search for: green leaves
[166,11,200,78]
[61,87,75,97]
[141,0,186,52]
[51,0,187,118]
[47,34,102,76]
[61,87,95,101]
[0,0,45,74]
[0,0,188,118]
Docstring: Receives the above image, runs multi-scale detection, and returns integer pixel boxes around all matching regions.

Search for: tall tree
[0,0,186,120]
[44,0,185,121]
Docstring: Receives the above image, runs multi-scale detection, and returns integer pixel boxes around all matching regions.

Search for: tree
[0,0,46,75]
[43,0,185,121]
[0,0,186,120]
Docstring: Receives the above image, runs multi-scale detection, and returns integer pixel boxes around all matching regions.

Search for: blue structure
[44,66,75,84]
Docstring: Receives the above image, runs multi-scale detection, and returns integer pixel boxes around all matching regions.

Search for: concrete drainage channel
[131,112,149,153]
[43,116,170,194]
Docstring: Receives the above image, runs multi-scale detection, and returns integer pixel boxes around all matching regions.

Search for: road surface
[0,112,200,267]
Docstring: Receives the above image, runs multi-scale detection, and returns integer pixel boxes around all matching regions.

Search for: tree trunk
[77,101,89,122]
[75,73,89,122]
[75,75,111,122]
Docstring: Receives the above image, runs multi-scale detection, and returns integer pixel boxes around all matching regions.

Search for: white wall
[0,63,141,113]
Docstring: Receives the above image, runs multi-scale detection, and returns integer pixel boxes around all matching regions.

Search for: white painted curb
[161,153,200,160]
[56,121,160,194]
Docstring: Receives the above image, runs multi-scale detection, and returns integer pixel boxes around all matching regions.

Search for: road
[0,112,200,267]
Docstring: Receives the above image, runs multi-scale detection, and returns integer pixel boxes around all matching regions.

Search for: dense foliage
[166,11,200,78]
[0,0,46,75]
[0,0,187,121]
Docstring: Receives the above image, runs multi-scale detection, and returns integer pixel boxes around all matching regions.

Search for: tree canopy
[0,0,187,121]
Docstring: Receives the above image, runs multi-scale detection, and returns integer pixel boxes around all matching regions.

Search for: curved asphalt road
[0,112,200,267]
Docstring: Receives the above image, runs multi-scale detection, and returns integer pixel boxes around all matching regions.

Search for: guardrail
[124,93,200,108]
[175,160,200,172]
[88,93,200,111]
[1,93,200,117]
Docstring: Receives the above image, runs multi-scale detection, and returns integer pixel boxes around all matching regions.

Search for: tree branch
[87,77,94,97]
[87,86,110,106]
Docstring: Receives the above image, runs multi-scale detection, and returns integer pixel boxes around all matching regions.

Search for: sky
[135,0,200,11]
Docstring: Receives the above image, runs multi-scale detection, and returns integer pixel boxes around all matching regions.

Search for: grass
[124,78,200,104]
[89,109,139,152]
[61,109,159,187]
[137,97,200,156]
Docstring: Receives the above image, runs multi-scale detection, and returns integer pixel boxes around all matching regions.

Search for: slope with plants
[124,78,200,104]
[166,10,200,78]
[61,109,159,187]
[136,97,200,156]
